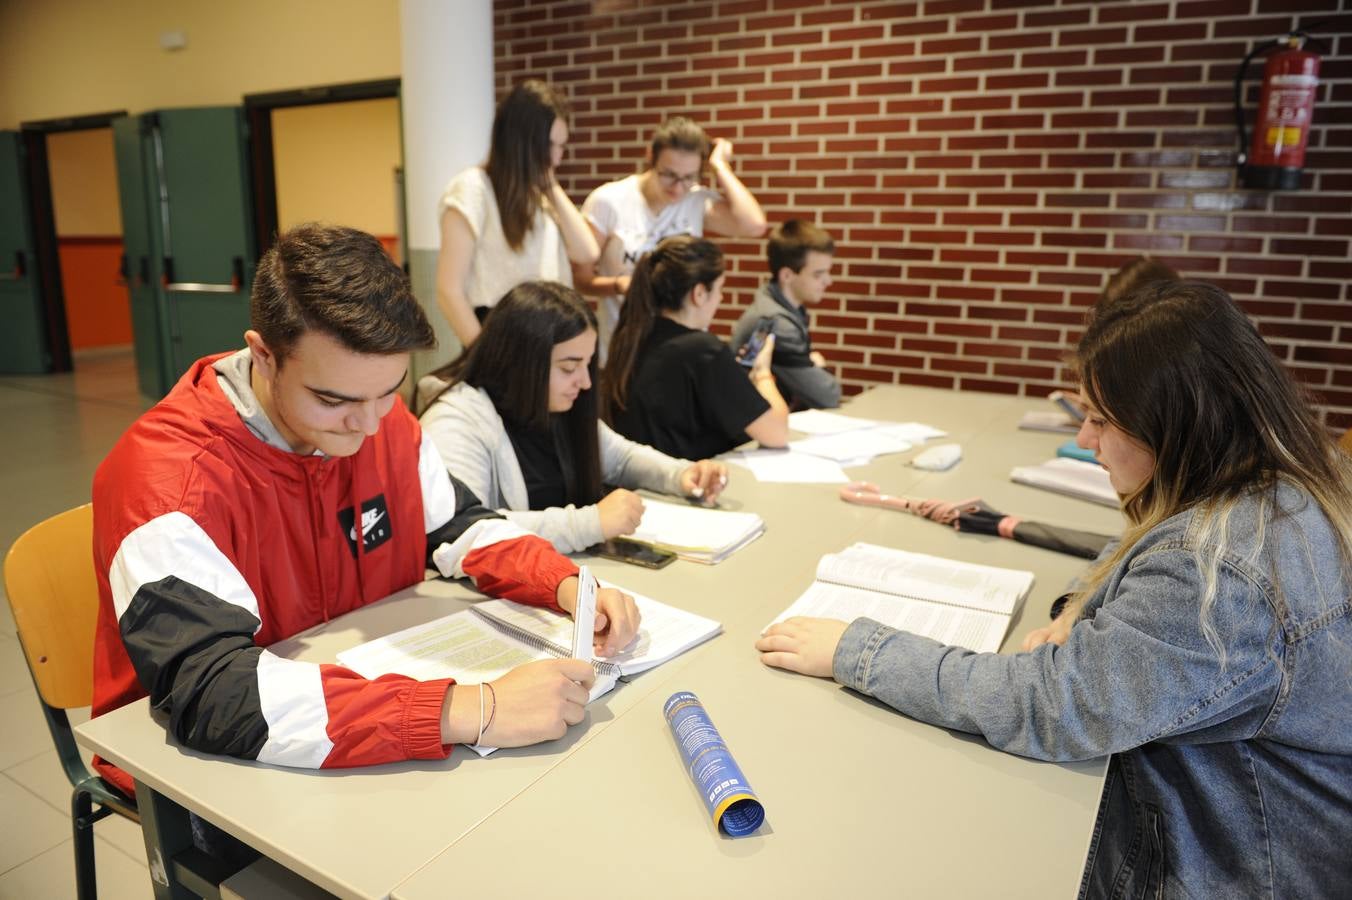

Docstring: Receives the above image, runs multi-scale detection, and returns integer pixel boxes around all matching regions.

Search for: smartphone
[1048,390,1086,422]
[737,318,776,368]
[596,537,678,569]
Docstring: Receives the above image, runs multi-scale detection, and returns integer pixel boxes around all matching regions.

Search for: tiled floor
[0,349,155,900]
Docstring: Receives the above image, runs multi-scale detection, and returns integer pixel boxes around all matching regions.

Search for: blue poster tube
[663,691,765,836]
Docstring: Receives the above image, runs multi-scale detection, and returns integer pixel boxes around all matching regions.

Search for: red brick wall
[494,0,1352,430]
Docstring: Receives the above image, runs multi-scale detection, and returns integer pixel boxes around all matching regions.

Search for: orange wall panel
[59,238,132,350]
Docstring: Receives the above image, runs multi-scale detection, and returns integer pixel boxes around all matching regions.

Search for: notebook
[1010,457,1118,507]
[767,542,1034,654]
[336,586,723,754]
[1056,440,1100,465]
[630,498,765,564]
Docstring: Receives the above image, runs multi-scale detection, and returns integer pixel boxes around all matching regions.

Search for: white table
[77,385,1123,899]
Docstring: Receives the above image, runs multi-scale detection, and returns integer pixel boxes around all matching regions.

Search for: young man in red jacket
[91,223,638,796]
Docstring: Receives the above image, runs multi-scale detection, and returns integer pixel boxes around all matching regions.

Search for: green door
[154,108,255,380]
[0,131,51,374]
[111,108,256,396]
[112,116,170,397]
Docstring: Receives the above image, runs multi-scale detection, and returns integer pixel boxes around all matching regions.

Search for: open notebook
[767,542,1034,654]
[629,499,765,564]
[336,587,722,754]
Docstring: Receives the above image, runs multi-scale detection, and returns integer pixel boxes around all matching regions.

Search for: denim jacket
[833,482,1352,898]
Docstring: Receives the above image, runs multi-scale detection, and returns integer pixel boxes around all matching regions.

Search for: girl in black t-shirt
[601,236,789,460]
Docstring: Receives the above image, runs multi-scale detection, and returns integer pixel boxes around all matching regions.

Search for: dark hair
[1078,281,1340,527]
[1099,256,1180,308]
[767,219,835,277]
[601,235,724,420]
[485,80,569,251]
[649,116,711,164]
[251,223,434,364]
[1072,280,1352,656]
[430,281,602,506]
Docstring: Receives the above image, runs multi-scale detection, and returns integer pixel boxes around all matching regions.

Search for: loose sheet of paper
[787,409,882,435]
[872,422,947,443]
[788,428,914,464]
[337,609,536,684]
[728,448,850,483]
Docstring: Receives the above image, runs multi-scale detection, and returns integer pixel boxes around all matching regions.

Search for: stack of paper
[785,413,947,468]
[630,498,765,564]
[1010,457,1118,507]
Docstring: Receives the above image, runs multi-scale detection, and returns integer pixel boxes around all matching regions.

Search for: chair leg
[72,789,98,900]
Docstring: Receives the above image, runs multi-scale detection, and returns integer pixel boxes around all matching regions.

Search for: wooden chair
[4,504,138,900]
[1340,427,1352,456]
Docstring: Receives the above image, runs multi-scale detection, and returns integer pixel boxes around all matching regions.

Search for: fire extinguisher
[1234,33,1322,190]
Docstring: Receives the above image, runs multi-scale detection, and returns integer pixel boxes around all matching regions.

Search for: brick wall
[494,0,1352,430]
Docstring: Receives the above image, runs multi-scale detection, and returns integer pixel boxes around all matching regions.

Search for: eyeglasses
[655,168,701,188]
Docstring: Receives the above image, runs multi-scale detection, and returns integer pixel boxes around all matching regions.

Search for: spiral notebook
[336,587,722,753]
[767,542,1034,654]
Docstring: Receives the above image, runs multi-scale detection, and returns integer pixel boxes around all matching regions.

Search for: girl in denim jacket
[758,282,1352,898]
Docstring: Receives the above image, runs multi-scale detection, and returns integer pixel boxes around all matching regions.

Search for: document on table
[728,448,850,483]
[788,428,914,465]
[787,409,882,434]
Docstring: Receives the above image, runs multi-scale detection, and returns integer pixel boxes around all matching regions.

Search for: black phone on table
[737,318,776,368]
[595,537,678,569]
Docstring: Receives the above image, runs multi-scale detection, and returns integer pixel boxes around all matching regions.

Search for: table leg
[132,782,197,900]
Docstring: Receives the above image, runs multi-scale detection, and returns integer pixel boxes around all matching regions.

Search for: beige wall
[273,98,402,236]
[46,129,121,236]
[0,0,400,128]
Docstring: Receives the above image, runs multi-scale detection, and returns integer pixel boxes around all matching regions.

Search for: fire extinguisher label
[1270,74,1318,88]
[1265,126,1303,148]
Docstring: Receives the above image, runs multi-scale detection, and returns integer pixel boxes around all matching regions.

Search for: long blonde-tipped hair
[1070,282,1352,664]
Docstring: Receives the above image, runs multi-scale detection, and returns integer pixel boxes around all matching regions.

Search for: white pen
[570,566,597,660]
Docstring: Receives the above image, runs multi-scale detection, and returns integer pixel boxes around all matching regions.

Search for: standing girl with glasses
[757,281,1352,897]
[436,80,600,348]
[576,116,767,363]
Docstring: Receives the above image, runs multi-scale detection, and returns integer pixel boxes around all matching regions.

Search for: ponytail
[600,235,724,421]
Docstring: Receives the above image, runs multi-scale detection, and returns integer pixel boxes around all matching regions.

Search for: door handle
[0,250,26,281]
[162,255,246,293]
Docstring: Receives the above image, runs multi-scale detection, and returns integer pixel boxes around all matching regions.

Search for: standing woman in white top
[437,80,600,347]
[576,117,767,361]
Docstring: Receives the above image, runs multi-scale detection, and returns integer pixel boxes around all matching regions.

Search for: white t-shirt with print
[582,174,715,359]
[439,166,571,312]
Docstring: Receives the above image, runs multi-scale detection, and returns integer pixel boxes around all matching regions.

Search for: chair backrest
[4,504,100,710]
[1340,427,1352,457]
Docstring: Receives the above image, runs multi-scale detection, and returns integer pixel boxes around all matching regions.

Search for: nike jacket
[91,354,577,795]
